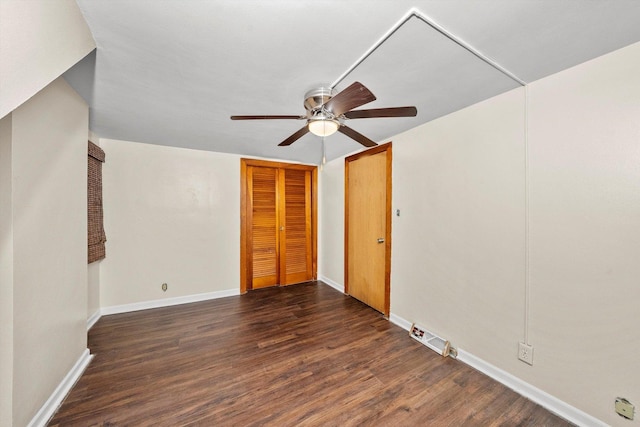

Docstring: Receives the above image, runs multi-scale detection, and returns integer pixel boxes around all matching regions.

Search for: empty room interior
[1,1,640,426]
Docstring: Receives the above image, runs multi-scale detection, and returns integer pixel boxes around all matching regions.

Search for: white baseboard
[318,276,344,293]
[87,309,101,331]
[101,288,240,316]
[27,349,93,427]
[388,312,605,427]
[389,313,412,331]
[456,349,606,427]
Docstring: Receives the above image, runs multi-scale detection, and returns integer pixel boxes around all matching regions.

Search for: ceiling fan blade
[230,115,305,120]
[338,125,377,148]
[324,82,376,116]
[344,106,417,119]
[278,126,310,146]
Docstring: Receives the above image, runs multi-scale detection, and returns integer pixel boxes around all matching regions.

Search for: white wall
[526,41,640,424]
[392,87,526,370]
[9,77,89,427]
[320,41,640,425]
[0,0,95,119]
[0,114,14,427]
[88,262,100,321]
[100,139,241,307]
[318,159,346,290]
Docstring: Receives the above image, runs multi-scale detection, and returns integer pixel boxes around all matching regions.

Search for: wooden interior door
[345,143,392,315]
[241,159,317,292]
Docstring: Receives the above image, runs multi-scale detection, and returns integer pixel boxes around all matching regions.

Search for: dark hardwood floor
[49,282,572,426]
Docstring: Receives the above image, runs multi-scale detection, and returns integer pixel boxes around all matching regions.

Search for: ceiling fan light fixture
[308,118,339,137]
[231,82,415,148]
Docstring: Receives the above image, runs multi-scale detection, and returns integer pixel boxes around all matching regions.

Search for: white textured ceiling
[64,0,640,164]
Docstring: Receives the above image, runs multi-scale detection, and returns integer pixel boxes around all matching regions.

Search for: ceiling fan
[230,82,417,147]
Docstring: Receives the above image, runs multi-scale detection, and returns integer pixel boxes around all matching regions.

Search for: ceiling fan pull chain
[320,137,327,168]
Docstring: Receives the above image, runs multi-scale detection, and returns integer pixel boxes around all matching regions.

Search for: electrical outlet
[615,397,634,420]
[518,342,534,365]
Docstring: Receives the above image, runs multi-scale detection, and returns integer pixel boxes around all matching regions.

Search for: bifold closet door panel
[280,169,312,285]
[249,166,279,289]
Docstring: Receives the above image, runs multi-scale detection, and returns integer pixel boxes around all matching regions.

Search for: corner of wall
[0,111,14,427]
[88,131,100,145]
[0,0,96,118]
[87,261,101,328]
[10,76,89,427]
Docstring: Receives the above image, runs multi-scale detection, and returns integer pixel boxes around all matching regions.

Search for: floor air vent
[410,324,457,358]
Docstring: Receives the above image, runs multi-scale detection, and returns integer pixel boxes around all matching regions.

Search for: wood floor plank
[48,282,573,426]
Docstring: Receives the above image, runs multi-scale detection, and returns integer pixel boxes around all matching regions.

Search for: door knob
[377,237,385,244]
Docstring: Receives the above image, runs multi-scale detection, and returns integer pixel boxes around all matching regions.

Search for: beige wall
[9,77,89,427]
[318,159,346,289]
[525,41,640,424]
[0,114,14,427]
[100,139,241,307]
[88,262,100,321]
[0,0,95,118]
[392,87,526,368]
[320,41,640,425]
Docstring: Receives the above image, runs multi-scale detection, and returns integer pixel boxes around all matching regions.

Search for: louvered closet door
[280,169,312,285]
[247,165,313,289]
[249,166,279,289]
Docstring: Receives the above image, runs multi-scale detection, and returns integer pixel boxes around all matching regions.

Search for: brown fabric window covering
[88,141,106,263]
[88,141,105,162]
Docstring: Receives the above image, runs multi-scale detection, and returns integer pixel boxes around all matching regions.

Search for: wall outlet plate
[615,397,635,420]
[518,342,534,365]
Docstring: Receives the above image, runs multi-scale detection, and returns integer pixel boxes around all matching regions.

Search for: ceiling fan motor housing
[303,87,336,114]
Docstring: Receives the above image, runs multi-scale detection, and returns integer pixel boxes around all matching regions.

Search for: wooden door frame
[240,159,318,294]
[344,142,392,316]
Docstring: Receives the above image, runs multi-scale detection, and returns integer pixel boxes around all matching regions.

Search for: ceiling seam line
[330,9,415,90]
[331,7,526,90]
[410,9,526,86]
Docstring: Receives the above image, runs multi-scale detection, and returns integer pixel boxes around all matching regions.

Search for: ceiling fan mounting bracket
[309,107,339,122]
